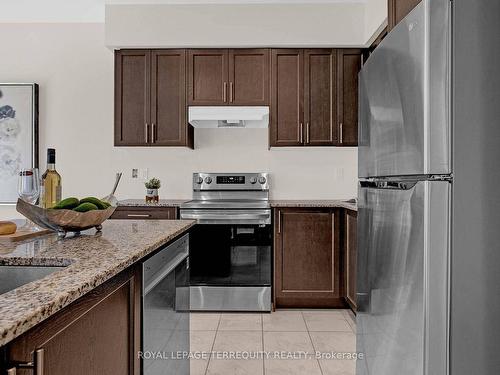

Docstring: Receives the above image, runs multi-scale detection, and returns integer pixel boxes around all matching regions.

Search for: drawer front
[111,207,177,220]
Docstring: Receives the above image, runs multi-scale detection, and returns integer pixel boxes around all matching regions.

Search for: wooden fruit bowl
[16,199,116,238]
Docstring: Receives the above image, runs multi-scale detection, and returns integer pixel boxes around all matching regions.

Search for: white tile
[303,311,352,332]
[342,310,356,333]
[207,359,263,375]
[263,331,315,354]
[263,311,307,332]
[264,359,322,375]
[191,358,210,375]
[218,313,262,331]
[212,330,263,352]
[319,359,356,375]
[310,331,356,353]
[191,330,217,352]
[190,313,221,331]
[190,332,214,375]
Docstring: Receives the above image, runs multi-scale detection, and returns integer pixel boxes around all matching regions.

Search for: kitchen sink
[0,265,66,295]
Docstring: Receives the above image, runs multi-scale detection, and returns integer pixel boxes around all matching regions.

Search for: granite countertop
[270,200,357,211]
[0,219,195,347]
[119,199,187,207]
[119,198,357,211]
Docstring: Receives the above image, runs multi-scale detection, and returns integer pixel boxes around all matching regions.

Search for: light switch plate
[140,168,149,181]
[132,169,138,178]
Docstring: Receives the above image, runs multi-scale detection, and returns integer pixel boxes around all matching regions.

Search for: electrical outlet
[132,169,138,178]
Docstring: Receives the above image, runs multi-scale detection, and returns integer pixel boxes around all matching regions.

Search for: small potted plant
[145,177,161,203]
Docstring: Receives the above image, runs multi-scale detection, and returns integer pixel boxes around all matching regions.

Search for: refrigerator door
[358,0,451,178]
[356,180,449,375]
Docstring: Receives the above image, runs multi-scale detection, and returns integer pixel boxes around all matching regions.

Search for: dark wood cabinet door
[337,49,362,146]
[188,49,228,105]
[6,266,141,375]
[115,50,151,146]
[151,50,192,146]
[345,210,357,311]
[304,49,337,146]
[270,49,304,147]
[274,208,342,308]
[388,0,422,31]
[228,49,270,105]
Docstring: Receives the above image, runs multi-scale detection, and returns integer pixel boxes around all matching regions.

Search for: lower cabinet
[274,208,343,308]
[111,206,178,220]
[5,266,141,375]
[344,209,357,312]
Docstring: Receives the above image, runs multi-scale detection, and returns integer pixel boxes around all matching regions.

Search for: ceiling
[1,0,367,23]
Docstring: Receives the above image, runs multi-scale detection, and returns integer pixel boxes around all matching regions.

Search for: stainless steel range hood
[188,106,269,129]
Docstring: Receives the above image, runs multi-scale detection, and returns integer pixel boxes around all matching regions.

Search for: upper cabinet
[270,48,362,147]
[304,49,337,146]
[338,49,362,146]
[115,50,151,146]
[188,49,228,105]
[388,0,422,32]
[229,49,270,105]
[188,49,270,106]
[115,49,193,147]
[270,49,303,146]
[114,48,361,148]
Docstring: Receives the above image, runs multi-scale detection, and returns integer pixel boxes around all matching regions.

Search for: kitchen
[1,1,499,375]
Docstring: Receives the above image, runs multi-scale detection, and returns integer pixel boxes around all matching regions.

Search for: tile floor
[190,309,357,375]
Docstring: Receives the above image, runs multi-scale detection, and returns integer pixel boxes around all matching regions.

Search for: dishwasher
[142,233,190,375]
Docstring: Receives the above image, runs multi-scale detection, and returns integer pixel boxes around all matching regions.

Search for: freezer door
[356,180,449,375]
[358,0,451,178]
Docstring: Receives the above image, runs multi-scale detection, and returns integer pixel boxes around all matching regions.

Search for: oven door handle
[143,251,188,296]
[181,213,270,220]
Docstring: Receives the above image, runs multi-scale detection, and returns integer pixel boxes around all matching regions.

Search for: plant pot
[145,188,159,203]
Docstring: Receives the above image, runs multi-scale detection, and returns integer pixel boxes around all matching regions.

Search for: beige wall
[364,0,388,43]
[0,23,357,220]
[105,3,367,49]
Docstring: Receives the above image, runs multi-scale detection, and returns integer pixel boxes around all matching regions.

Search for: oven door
[142,235,190,375]
[188,219,272,311]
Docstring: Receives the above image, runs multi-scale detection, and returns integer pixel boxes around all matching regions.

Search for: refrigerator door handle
[360,180,418,190]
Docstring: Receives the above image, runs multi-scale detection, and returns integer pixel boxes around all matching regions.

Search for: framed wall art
[0,83,39,204]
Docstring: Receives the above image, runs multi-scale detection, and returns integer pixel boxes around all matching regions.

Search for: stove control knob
[204,176,213,184]
[250,177,257,184]
[258,176,267,185]
[195,176,203,184]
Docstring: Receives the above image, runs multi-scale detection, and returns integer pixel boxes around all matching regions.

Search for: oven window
[189,225,272,286]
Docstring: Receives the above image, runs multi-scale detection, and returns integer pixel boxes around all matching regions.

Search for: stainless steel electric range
[180,173,272,312]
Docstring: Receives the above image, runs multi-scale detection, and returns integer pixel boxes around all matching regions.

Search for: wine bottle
[40,148,62,208]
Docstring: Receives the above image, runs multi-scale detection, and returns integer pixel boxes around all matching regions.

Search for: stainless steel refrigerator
[357,0,500,374]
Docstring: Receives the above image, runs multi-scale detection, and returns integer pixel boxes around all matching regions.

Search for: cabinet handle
[306,123,310,144]
[223,82,227,103]
[144,123,149,143]
[299,123,304,144]
[151,123,156,144]
[127,214,152,218]
[230,82,234,103]
[339,122,343,144]
[35,349,44,375]
[7,348,44,375]
[277,210,281,234]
